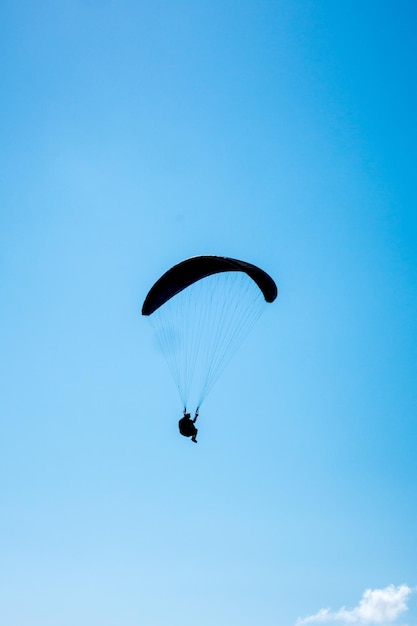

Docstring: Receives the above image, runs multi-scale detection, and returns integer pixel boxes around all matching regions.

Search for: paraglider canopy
[142,255,278,316]
[142,255,278,409]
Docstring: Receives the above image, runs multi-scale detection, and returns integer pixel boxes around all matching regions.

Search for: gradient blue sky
[1,2,417,625]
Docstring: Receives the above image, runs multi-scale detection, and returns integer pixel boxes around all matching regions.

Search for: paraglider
[142,255,277,441]
[178,408,199,443]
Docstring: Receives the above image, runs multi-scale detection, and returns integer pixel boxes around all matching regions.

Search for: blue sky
[1,1,417,625]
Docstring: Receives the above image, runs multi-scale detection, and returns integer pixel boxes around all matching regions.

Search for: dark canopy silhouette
[142,255,278,409]
[142,255,278,316]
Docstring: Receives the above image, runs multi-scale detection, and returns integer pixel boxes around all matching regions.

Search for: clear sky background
[1,1,417,625]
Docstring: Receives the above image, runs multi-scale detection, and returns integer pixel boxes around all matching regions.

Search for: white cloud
[296,585,415,625]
